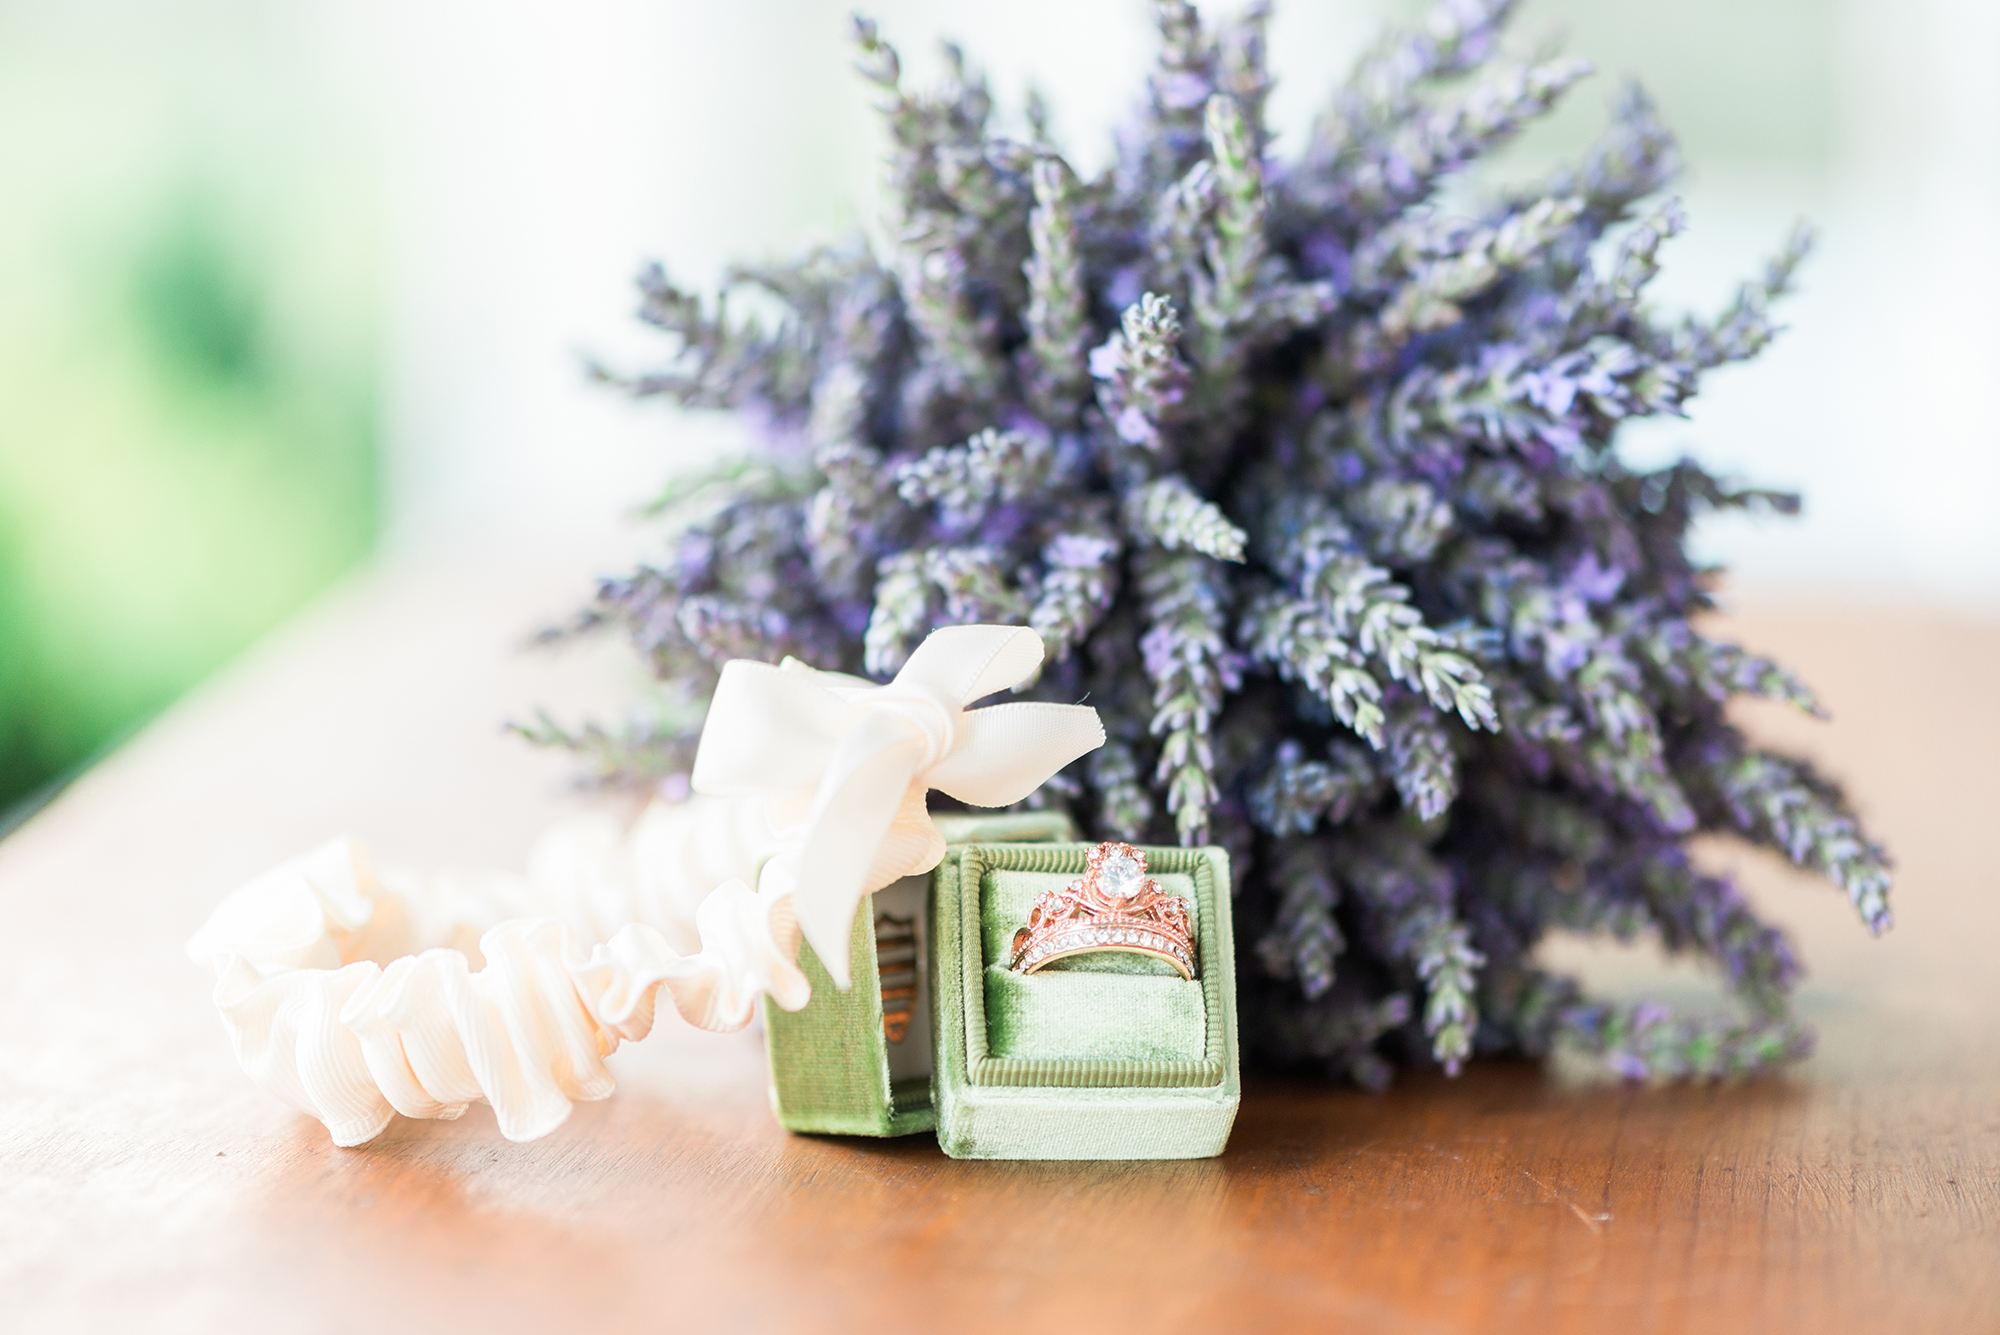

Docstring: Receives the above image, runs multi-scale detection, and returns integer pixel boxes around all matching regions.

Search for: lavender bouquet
[540,0,1891,1086]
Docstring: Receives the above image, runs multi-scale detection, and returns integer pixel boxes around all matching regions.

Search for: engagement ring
[1007,842,1197,980]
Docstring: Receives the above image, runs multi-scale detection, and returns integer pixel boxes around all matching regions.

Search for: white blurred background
[2,0,1995,816]
[339,0,2000,607]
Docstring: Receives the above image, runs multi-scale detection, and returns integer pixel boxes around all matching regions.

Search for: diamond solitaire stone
[1099,852,1145,900]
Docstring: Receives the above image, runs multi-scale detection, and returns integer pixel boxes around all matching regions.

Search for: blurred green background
[0,0,379,822]
[0,0,1989,828]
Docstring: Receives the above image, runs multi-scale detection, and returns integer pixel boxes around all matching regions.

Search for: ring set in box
[763,812,1241,1160]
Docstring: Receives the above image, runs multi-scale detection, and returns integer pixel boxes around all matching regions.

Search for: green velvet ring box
[764,818,1240,1160]
[762,810,1075,1138]
[928,841,1240,1160]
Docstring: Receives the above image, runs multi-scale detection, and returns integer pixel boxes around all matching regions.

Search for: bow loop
[898,624,1050,705]
[689,624,1104,987]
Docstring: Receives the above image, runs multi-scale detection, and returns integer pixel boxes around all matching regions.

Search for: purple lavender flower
[555,0,1892,1087]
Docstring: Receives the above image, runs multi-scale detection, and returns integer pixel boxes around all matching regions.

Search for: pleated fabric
[188,808,804,1146]
[185,624,1106,1146]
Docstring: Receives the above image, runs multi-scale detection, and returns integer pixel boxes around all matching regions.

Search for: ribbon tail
[789,729,926,990]
[923,702,1107,807]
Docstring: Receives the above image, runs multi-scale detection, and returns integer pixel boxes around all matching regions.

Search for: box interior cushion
[982,967,1206,1060]
[977,867,1207,1062]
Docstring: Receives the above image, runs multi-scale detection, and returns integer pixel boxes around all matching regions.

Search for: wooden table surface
[3,546,1995,1334]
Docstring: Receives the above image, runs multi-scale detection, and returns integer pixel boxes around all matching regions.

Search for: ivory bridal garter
[185,625,1104,1147]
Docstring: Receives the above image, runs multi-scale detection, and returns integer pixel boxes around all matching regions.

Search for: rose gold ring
[1007,842,1197,980]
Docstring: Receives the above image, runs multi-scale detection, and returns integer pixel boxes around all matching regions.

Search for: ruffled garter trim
[188,837,805,1146]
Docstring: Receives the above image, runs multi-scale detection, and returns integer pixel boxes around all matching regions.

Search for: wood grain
[2,548,1994,1334]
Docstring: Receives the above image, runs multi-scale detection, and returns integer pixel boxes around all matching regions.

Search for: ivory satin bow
[185,624,1102,1145]
[692,624,1105,987]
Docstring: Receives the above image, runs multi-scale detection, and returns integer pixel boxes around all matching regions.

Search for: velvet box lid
[761,811,1075,1139]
